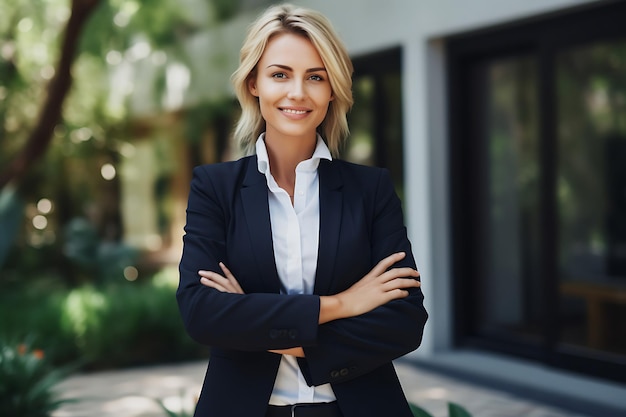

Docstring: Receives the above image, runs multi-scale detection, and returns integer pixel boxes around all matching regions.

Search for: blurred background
[1,0,625,415]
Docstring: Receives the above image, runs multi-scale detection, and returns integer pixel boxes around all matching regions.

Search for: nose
[287,79,305,100]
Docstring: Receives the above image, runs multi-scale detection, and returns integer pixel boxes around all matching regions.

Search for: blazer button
[288,329,298,339]
[330,370,340,379]
[340,368,349,376]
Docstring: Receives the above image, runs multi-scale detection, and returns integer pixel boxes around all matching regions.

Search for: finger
[200,277,229,292]
[369,252,406,278]
[382,277,421,292]
[370,287,412,308]
[219,262,244,293]
[390,288,411,299]
[219,263,243,294]
[381,278,421,298]
[378,267,420,283]
[198,270,222,279]
[199,270,238,293]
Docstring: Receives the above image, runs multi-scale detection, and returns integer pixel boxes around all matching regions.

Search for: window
[347,48,404,195]
[449,1,626,382]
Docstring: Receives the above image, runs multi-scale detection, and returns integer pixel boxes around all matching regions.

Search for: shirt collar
[256,133,332,175]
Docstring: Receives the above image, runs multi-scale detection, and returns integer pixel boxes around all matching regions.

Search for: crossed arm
[198,251,420,357]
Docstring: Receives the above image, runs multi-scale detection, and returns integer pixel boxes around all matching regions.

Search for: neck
[264,133,317,192]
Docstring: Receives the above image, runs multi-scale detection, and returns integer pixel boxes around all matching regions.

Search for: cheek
[255,79,282,98]
[254,84,276,108]
[316,91,334,111]
[257,98,272,118]
[317,86,334,104]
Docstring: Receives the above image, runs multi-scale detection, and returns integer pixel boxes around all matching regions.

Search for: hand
[320,252,420,323]
[340,252,420,316]
[269,347,305,357]
[198,262,244,294]
[199,265,305,357]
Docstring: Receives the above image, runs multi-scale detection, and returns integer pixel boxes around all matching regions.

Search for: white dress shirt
[256,134,337,405]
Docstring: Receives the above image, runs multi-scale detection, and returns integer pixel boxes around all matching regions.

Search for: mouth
[280,107,310,115]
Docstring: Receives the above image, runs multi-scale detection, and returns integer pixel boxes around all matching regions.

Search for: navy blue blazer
[177,155,428,417]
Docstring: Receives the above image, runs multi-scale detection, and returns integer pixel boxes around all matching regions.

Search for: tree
[0,0,101,190]
[0,0,241,276]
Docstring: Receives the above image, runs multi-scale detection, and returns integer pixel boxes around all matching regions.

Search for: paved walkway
[53,359,591,417]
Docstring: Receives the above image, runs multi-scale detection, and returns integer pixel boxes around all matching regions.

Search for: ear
[248,77,259,97]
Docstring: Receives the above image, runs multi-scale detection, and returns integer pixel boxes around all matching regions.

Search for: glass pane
[557,39,626,358]
[476,55,542,344]
[347,70,404,197]
[346,76,376,166]
[381,72,405,195]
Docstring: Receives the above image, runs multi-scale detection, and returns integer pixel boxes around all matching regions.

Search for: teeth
[282,108,307,114]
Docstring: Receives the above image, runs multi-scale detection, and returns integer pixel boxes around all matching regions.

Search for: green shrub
[0,269,206,370]
[0,280,77,364]
[60,277,205,369]
[63,217,138,284]
[0,338,76,417]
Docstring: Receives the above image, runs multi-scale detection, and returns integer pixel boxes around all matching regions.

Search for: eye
[272,72,287,79]
[309,74,324,81]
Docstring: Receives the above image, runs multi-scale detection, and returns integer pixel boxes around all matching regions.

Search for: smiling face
[248,32,334,145]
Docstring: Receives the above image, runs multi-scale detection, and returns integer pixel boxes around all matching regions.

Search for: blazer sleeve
[177,164,320,351]
[302,168,428,386]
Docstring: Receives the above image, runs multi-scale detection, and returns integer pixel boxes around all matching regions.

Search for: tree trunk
[0,0,101,190]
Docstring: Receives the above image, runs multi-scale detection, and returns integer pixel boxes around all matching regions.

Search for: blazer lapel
[314,159,343,296]
[241,156,281,293]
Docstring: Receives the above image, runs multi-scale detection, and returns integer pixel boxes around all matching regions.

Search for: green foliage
[1,0,245,288]
[153,391,194,417]
[212,0,242,21]
[410,402,435,417]
[448,402,473,417]
[63,217,138,284]
[0,270,206,370]
[410,402,473,417]
[0,337,76,417]
[80,0,196,58]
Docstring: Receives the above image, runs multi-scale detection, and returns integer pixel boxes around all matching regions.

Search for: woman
[177,4,428,416]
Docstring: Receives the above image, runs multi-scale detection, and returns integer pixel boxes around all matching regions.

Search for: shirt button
[299,191,304,196]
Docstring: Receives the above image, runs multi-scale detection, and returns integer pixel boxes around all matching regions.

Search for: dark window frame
[349,47,404,189]
[448,0,626,383]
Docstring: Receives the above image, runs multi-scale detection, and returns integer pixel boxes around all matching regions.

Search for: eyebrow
[266,64,327,73]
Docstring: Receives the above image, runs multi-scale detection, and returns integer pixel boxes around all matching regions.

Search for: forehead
[259,32,325,67]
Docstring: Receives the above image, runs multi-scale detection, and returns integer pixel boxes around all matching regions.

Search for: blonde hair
[231,3,353,157]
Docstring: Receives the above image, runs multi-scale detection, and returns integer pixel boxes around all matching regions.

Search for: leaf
[152,391,193,417]
[449,402,473,417]
[409,402,435,417]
